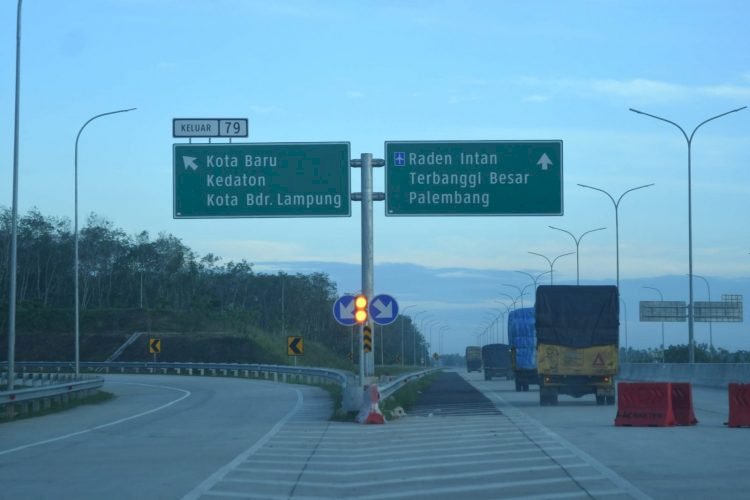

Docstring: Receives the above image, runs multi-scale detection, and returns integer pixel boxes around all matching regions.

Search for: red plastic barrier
[671,383,698,426]
[615,382,676,427]
[356,384,386,425]
[728,383,750,428]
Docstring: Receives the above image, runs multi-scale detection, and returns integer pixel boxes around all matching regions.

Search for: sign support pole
[361,153,374,382]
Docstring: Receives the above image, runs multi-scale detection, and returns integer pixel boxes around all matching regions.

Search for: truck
[507,307,538,392]
[481,343,513,381]
[534,285,619,406]
[465,346,482,373]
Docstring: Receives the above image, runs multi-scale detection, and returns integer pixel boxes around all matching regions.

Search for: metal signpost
[173,142,351,218]
[385,140,563,216]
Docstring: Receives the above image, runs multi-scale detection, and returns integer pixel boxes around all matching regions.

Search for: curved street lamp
[576,184,653,291]
[399,305,417,366]
[643,285,665,363]
[528,251,575,285]
[548,226,606,285]
[516,270,551,294]
[503,283,533,309]
[74,107,137,376]
[629,106,745,363]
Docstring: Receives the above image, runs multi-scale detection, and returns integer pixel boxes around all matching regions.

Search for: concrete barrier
[619,363,750,388]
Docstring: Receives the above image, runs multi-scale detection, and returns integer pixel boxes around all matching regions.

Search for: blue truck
[508,307,538,392]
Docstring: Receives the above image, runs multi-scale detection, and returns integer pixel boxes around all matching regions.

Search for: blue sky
[1,1,749,353]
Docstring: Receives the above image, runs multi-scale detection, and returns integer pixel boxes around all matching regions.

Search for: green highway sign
[173,142,351,218]
[385,141,563,216]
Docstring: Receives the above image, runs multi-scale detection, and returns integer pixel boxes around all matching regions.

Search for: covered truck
[481,343,513,381]
[507,307,538,392]
[534,285,619,406]
[465,346,482,373]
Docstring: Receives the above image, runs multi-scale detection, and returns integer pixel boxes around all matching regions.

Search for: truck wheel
[596,395,605,405]
[515,380,522,392]
[550,391,558,405]
[606,395,615,405]
[522,383,530,392]
[484,372,491,381]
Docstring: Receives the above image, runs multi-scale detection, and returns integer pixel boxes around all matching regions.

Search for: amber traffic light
[354,294,368,323]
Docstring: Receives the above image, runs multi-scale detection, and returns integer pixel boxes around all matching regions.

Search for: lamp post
[528,251,575,285]
[498,292,518,309]
[503,283,533,309]
[693,274,713,351]
[643,286,665,363]
[630,106,745,363]
[400,305,417,366]
[7,0,23,391]
[548,226,606,285]
[496,302,510,343]
[576,184,653,290]
[516,270,551,294]
[74,108,136,376]
[621,297,629,363]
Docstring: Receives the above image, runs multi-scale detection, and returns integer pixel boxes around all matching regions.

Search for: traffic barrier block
[356,384,386,425]
[728,383,750,428]
[615,382,676,427]
[671,383,698,426]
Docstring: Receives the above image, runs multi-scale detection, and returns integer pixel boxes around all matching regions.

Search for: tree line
[0,207,429,365]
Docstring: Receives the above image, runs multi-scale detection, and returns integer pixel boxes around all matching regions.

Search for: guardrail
[2,361,437,415]
[0,372,105,418]
[380,368,439,400]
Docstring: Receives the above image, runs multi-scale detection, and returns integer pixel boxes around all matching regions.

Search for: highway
[1,371,748,499]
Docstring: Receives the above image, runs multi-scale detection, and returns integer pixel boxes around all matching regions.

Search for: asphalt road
[2,371,748,499]
[0,374,323,500]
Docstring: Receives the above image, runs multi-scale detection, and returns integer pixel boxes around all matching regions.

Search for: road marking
[0,381,191,457]
[485,390,653,500]
[181,388,303,500]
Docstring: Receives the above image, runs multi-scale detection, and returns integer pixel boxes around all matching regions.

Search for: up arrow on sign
[370,294,399,325]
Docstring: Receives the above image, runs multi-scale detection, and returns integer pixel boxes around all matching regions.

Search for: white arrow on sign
[183,156,199,171]
[338,300,354,320]
[371,298,394,320]
[537,153,552,170]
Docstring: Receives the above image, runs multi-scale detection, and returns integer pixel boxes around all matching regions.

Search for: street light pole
[498,292,518,310]
[548,226,606,285]
[643,286,665,363]
[7,0,23,391]
[516,270,551,294]
[576,184,653,290]
[630,106,745,363]
[503,283,533,309]
[400,305,417,366]
[75,108,136,376]
[528,251,575,285]
[693,274,713,351]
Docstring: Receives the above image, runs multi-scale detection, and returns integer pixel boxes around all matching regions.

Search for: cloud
[346,90,365,99]
[435,271,492,279]
[588,78,689,101]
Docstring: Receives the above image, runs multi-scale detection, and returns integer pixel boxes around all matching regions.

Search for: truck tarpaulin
[508,307,536,370]
[535,285,619,348]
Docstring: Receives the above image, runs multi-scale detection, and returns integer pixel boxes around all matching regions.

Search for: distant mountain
[255,261,750,355]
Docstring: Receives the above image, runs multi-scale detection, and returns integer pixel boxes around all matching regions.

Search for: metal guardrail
[1,361,436,416]
[380,368,439,400]
[2,361,353,389]
[0,373,105,412]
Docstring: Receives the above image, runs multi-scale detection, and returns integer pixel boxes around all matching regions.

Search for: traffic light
[354,294,368,323]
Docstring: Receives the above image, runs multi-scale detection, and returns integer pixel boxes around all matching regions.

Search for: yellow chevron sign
[363,326,372,353]
[149,338,161,354]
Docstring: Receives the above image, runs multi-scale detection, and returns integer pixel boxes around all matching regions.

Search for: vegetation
[0,208,429,366]
[380,370,441,417]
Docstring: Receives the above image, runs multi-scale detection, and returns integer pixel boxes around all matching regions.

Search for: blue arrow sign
[370,294,399,325]
[333,295,357,326]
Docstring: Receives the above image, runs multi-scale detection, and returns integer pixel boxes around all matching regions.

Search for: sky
[1,0,749,355]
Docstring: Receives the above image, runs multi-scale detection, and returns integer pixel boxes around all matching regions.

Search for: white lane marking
[181,388,303,500]
[486,391,653,500]
[0,382,191,457]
